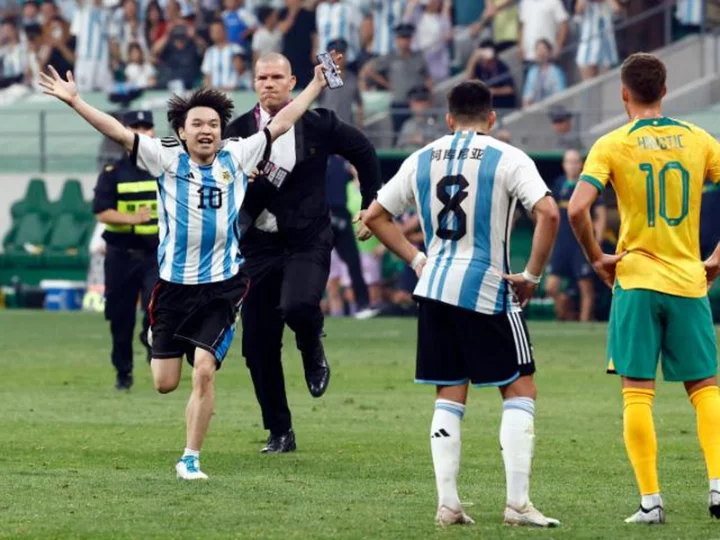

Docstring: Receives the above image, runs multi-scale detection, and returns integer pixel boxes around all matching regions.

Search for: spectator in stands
[451,0,484,70]
[278,0,316,88]
[465,39,517,110]
[144,0,166,46]
[21,0,39,25]
[675,0,703,36]
[518,0,568,67]
[43,15,74,77]
[1,17,26,86]
[317,38,363,126]
[252,6,281,62]
[360,23,430,138]
[395,86,440,150]
[522,39,566,107]
[222,0,257,49]
[316,0,362,68]
[153,23,204,90]
[164,0,183,29]
[546,149,606,321]
[575,0,619,81]
[125,41,156,87]
[24,21,44,88]
[479,0,518,53]
[39,0,56,23]
[110,0,147,63]
[369,0,406,58]
[229,51,251,88]
[404,0,451,83]
[71,0,112,91]
[548,105,583,150]
[202,18,244,90]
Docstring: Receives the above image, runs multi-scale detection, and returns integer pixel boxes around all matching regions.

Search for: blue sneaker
[175,455,208,480]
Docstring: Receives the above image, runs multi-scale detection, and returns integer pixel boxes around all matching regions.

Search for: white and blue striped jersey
[71,4,110,61]
[371,0,407,56]
[133,131,270,285]
[0,43,26,78]
[676,0,702,25]
[316,1,363,62]
[202,43,244,88]
[376,131,550,315]
[575,0,618,69]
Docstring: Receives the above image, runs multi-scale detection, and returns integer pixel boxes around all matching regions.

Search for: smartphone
[316,52,344,90]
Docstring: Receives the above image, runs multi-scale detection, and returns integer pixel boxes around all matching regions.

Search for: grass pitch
[1,311,719,539]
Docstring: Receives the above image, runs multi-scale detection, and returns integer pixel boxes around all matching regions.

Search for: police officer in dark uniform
[92,110,159,390]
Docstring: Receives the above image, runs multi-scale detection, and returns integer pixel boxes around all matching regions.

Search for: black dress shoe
[115,374,133,391]
[261,430,297,454]
[301,340,330,398]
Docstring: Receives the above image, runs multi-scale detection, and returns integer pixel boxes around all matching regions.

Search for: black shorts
[148,272,250,368]
[416,299,536,387]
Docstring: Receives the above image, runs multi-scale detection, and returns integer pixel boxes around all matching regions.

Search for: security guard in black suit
[92,110,159,390]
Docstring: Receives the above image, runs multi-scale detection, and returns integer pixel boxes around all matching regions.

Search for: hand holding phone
[316,51,344,90]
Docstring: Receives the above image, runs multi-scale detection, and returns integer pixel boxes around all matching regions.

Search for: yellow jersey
[581,117,720,298]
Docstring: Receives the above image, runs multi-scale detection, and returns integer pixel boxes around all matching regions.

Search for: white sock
[641,493,663,509]
[710,479,720,493]
[183,448,199,459]
[431,399,465,510]
[500,397,536,510]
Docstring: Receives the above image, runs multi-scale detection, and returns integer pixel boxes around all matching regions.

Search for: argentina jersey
[202,43,244,88]
[71,5,110,61]
[316,2,362,62]
[132,130,270,284]
[372,0,407,56]
[376,131,550,315]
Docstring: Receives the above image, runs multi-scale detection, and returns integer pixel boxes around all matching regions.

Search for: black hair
[447,80,492,123]
[621,53,666,104]
[1,17,18,28]
[257,6,275,25]
[167,87,234,135]
[536,38,553,53]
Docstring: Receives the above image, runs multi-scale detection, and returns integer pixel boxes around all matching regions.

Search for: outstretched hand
[38,65,78,105]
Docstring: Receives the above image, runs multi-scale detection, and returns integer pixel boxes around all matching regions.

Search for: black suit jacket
[224,107,382,245]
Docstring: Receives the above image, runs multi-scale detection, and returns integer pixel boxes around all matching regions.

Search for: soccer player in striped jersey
[363,81,561,527]
[569,53,720,524]
[39,60,334,480]
[202,19,246,90]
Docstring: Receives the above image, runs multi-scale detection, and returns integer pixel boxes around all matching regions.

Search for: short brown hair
[620,53,666,104]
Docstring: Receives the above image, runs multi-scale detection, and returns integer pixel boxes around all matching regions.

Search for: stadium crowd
[0,0,713,321]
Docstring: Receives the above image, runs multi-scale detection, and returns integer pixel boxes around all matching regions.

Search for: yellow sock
[690,386,720,480]
[623,388,659,495]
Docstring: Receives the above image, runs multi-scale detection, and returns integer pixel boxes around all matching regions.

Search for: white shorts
[328,249,382,287]
[576,31,618,68]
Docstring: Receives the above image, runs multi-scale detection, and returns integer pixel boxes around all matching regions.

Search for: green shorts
[607,285,718,382]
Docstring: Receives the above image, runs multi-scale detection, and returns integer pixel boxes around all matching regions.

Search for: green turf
[1,311,719,539]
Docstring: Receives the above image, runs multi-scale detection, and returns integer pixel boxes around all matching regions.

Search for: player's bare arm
[38,66,135,152]
[568,181,626,288]
[363,201,425,277]
[503,196,560,307]
[705,242,720,286]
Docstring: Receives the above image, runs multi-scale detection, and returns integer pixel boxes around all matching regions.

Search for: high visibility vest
[105,180,159,236]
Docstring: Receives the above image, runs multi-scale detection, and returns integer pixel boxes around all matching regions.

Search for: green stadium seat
[10,178,52,220]
[42,213,91,268]
[52,179,88,218]
[0,213,50,267]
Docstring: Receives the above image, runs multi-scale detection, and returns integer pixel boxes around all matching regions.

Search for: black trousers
[241,227,333,434]
[330,206,369,308]
[104,245,158,378]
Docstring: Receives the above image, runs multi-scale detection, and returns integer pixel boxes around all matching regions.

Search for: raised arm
[39,66,134,151]
[265,62,330,141]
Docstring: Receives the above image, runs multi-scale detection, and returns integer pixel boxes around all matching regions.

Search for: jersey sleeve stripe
[580,174,604,192]
[415,147,435,250]
[130,133,140,166]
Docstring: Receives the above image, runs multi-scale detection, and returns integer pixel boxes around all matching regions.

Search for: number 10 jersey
[376,130,550,315]
[132,131,270,285]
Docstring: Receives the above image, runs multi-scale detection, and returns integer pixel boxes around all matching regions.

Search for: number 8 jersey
[132,130,271,285]
[376,130,550,315]
[581,118,720,298]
